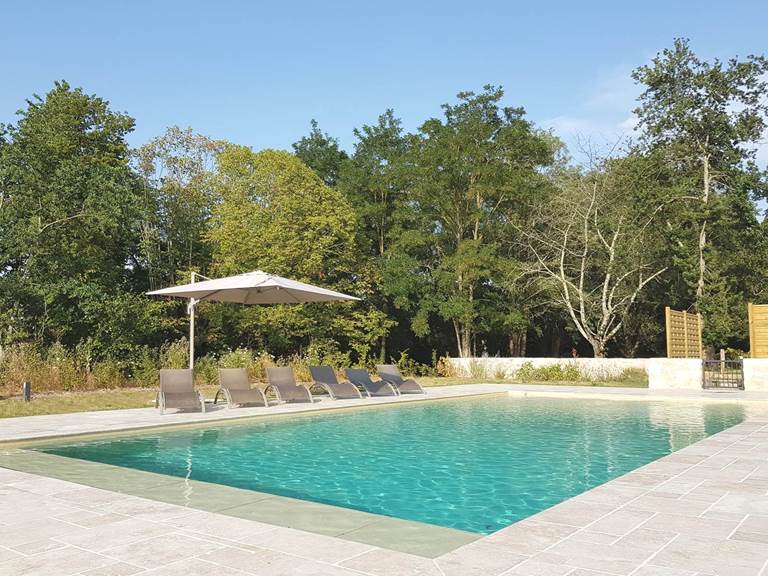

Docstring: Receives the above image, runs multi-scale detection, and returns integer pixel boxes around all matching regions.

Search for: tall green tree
[134,126,225,289]
[207,147,389,360]
[406,86,555,357]
[338,110,414,360]
[292,119,348,187]
[0,81,164,359]
[340,110,409,257]
[632,39,768,346]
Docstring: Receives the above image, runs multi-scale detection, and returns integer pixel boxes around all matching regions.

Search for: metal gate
[702,360,744,390]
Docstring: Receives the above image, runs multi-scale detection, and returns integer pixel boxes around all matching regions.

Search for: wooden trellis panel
[747,303,768,358]
[665,306,703,359]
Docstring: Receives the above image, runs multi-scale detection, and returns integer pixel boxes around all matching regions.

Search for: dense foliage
[2,40,768,392]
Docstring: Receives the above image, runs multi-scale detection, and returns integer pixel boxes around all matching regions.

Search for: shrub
[46,342,82,391]
[90,358,125,389]
[305,339,351,372]
[515,361,580,382]
[613,367,648,386]
[467,359,488,380]
[251,351,276,381]
[492,365,508,380]
[218,347,254,369]
[193,355,219,386]
[0,343,47,396]
[391,350,435,377]
[131,348,160,388]
[435,355,457,377]
[285,353,311,382]
[160,338,189,369]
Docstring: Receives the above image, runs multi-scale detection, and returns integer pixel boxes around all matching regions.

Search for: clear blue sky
[2,0,767,161]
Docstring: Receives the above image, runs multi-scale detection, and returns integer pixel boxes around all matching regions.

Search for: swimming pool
[37,396,745,533]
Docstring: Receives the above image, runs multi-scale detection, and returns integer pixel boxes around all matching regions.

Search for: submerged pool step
[0,450,479,557]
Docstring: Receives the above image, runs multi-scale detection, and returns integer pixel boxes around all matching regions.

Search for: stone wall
[447,357,768,390]
[743,359,768,391]
[447,357,648,380]
[646,358,701,390]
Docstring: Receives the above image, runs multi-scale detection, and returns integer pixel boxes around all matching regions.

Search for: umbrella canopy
[147,270,359,370]
[146,270,360,304]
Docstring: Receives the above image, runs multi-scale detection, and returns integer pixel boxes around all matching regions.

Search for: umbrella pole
[188,299,196,370]
[189,271,196,370]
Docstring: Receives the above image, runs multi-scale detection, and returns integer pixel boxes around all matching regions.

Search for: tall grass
[0,340,364,398]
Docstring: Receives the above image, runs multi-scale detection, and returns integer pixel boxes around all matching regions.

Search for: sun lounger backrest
[377,364,404,384]
[160,369,194,394]
[267,366,312,402]
[219,368,250,390]
[309,366,338,387]
[345,368,373,386]
[267,366,296,387]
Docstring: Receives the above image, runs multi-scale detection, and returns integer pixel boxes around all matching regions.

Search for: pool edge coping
[4,384,768,448]
[0,390,505,449]
[1,389,767,570]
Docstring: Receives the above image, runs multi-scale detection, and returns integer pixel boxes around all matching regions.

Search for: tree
[0,81,162,357]
[632,39,768,314]
[207,147,385,360]
[292,120,348,187]
[407,86,555,357]
[340,110,409,257]
[134,126,225,289]
[210,147,357,279]
[338,110,412,360]
[519,157,668,357]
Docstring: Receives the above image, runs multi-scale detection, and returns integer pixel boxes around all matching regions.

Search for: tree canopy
[2,39,768,373]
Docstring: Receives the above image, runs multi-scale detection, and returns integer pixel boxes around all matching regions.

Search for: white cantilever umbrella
[147,270,360,368]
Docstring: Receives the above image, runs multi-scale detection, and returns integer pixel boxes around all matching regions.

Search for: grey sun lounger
[215,368,268,408]
[266,367,313,403]
[345,368,398,397]
[377,364,426,394]
[157,368,205,414]
[309,366,363,400]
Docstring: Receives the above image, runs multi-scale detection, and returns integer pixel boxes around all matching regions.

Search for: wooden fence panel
[665,306,703,359]
[748,303,768,358]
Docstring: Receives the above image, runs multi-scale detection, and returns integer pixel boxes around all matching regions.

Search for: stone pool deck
[1,384,768,575]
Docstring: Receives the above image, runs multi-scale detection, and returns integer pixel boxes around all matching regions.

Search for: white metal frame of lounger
[157,391,206,415]
[312,380,364,400]
[213,387,269,408]
[265,382,315,404]
[379,378,426,394]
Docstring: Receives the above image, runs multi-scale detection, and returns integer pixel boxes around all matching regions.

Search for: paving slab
[1,384,768,574]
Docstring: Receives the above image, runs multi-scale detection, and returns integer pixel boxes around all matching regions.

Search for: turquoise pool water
[38,396,744,533]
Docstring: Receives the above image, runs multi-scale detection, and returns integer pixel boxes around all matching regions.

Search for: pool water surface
[38,396,745,533]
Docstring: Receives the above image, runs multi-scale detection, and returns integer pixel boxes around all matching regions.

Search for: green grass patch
[0,386,220,419]
[419,375,648,388]
[0,376,648,419]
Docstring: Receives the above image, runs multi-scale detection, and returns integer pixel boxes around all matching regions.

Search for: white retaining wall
[448,356,768,391]
[743,359,768,391]
[646,358,701,390]
[447,357,649,380]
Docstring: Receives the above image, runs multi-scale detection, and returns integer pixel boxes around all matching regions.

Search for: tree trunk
[550,326,561,357]
[508,331,527,357]
[591,339,606,358]
[695,154,710,309]
[461,326,472,358]
[379,334,386,363]
[453,321,472,358]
